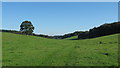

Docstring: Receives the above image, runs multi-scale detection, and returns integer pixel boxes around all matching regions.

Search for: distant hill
[65,36,78,40]
[78,21,120,39]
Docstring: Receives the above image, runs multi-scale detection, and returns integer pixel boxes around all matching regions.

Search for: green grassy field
[2,32,118,66]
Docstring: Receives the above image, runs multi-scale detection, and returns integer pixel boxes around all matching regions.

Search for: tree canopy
[20,21,34,35]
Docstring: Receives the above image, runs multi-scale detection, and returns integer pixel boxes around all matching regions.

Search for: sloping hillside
[2,32,118,66]
[65,36,78,40]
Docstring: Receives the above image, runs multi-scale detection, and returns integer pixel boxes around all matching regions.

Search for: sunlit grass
[2,32,118,66]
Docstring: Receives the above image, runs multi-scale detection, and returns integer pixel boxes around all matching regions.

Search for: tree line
[78,21,120,39]
[1,21,120,40]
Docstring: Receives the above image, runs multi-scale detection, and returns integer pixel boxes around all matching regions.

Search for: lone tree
[20,21,34,35]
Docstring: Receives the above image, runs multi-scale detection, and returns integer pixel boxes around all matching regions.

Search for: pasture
[2,32,118,66]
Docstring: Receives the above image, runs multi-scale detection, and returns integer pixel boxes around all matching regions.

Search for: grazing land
[2,32,118,66]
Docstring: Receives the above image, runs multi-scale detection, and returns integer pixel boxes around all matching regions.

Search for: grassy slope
[2,32,118,66]
[65,36,78,40]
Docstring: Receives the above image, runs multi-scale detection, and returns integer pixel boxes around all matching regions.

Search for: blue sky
[2,2,118,35]
[1,0,119,2]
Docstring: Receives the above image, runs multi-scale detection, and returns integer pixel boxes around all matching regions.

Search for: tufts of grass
[2,32,118,66]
